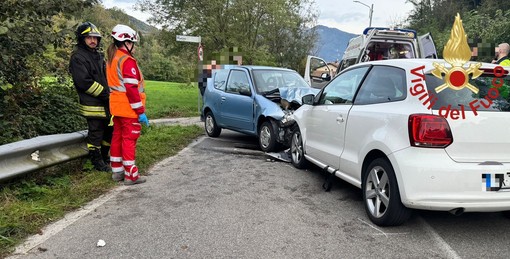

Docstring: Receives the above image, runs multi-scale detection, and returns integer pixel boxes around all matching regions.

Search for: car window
[318,66,369,105]
[338,58,356,72]
[226,70,251,95]
[354,66,407,105]
[425,72,510,112]
[214,69,229,91]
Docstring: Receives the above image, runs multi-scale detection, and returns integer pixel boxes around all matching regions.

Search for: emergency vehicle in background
[305,27,437,88]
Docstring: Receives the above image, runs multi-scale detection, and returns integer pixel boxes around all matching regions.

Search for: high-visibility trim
[123,160,135,166]
[85,81,104,97]
[101,140,110,146]
[110,156,122,162]
[130,102,142,109]
[79,105,106,117]
[81,27,91,34]
[87,144,100,150]
[112,166,124,173]
[110,86,125,92]
[123,78,139,84]
[108,50,146,118]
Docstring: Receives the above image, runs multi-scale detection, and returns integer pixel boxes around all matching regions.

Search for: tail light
[408,114,453,148]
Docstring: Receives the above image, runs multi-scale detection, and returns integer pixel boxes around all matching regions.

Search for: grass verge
[0,125,204,257]
[144,81,201,119]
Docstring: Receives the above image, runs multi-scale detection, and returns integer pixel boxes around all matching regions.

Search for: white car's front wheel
[362,158,411,226]
[291,127,307,169]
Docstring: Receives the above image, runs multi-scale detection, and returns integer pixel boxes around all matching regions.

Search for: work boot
[124,176,146,185]
[112,172,124,181]
[101,145,110,164]
[88,149,111,172]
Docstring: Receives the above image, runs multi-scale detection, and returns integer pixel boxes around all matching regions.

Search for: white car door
[304,55,333,89]
[418,33,438,59]
[305,66,370,167]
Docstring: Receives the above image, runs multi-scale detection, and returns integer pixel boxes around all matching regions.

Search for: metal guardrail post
[0,131,88,182]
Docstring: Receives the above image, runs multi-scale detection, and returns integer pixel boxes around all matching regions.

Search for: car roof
[220,65,296,72]
[347,59,500,71]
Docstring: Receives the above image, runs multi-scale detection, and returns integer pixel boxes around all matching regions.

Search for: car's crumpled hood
[278,87,320,105]
[255,87,320,121]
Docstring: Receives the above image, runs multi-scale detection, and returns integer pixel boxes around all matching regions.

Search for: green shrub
[0,79,86,145]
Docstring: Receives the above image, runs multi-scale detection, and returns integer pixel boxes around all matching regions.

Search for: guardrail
[0,117,203,183]
[0,131,88,182]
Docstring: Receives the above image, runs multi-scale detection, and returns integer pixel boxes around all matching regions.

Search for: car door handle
[221,97,226,101]
[336,115,344,123]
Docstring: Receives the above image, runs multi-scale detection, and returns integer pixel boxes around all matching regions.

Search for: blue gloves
[138,113,149,126]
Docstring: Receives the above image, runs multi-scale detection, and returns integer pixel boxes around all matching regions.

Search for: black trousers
[86,117,113,148]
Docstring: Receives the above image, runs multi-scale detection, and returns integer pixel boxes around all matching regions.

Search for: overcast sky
[102,0,415,34]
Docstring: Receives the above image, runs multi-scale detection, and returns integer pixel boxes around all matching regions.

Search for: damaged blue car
[202,66,319,152]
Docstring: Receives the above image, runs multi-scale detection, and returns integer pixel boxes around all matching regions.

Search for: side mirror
[321,73,331,81]
[239,87,251,96]
[302,94,315,105]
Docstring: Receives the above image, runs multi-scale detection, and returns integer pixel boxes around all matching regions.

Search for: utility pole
[354,1,373,27]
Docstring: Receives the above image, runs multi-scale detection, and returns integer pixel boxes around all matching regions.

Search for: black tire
[258,121,277,152]
[362,158,411,226]
[502,211,510,219]
[290,127,307,169]
[205,111,221,137]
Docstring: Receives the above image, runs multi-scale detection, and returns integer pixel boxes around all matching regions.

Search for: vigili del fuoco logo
[409,13,506,120]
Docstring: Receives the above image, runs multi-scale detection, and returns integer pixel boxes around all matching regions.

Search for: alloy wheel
[364,166,390,219]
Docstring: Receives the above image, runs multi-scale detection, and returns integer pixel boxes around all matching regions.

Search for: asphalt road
[9,129,510,258]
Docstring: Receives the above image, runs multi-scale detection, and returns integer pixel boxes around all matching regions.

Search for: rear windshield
[425,73,510,112]
[366,41,415,61]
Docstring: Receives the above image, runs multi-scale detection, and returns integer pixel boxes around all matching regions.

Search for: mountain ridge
[313,25,358,62]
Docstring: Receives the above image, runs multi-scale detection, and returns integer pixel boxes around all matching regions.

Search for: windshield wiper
[263,88,280,95]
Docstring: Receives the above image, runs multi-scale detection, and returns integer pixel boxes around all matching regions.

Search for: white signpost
[176,35,201,43]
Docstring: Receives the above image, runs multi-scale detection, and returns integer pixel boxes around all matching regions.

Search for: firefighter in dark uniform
[69,22,112,172]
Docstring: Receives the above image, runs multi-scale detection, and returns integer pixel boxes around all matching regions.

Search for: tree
[0,0,98,89]
[0,0,98,144]
[137,0,318,71]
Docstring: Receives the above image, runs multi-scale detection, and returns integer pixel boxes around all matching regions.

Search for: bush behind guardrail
[0,80,86,145]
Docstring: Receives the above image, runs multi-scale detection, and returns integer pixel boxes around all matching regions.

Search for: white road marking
[11,186,127,256]
[357,218,389,238]
[418,216,462,259]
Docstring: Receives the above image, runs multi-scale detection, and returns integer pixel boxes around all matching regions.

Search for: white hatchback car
[291,59,510,226]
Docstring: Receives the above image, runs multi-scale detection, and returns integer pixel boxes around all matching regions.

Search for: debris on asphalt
[96,239,106,247]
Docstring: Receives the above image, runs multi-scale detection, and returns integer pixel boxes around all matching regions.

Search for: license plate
[482,173,510,192]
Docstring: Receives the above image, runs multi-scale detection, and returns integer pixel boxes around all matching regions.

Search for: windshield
[252,70,309,93]
[425,73,510,112]
[366,41,415,61]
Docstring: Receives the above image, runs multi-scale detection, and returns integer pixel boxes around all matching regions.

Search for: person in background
[69,22,112,172]
[492,43,510,66]
[106,24,148,185]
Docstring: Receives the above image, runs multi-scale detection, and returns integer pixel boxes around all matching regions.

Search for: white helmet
[111,24,138,42]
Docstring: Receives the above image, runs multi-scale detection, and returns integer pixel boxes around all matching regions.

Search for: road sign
[198,45,203,61]
[176,35,201,43]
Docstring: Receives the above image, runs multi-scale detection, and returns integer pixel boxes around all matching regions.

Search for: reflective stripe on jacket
[107,50,146,118]
[69,44,109,119]
[500,58,510,67]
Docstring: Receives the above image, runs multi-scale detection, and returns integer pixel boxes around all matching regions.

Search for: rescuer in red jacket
[106,24,148,185]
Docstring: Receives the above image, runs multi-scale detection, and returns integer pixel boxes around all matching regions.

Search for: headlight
[280,111,295,126]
